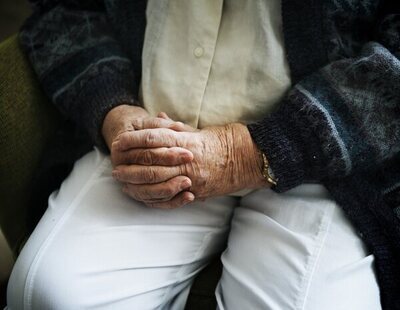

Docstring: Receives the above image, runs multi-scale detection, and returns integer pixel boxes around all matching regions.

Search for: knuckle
[178,164,188,176]
[146,117,156,127]
[131,118,143,129]
[144,167,158,183]
[142,149,154,165]
[153,118,162,128]
[143,118,155,129]
[128,150,139,163]
[144,131,156,146]
[116,168,129,182]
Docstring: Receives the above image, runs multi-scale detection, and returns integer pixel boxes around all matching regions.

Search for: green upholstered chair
[0,35,221,310]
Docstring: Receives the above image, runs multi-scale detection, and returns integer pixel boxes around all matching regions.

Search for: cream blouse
[140,0,291,128]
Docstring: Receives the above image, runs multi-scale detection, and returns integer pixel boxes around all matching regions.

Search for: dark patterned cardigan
[19,0,400,308]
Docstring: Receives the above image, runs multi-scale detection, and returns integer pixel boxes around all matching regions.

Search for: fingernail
[180,152,193,161]
[180,179,192,190]
[183,196,194,205]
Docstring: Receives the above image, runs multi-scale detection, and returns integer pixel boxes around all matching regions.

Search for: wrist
[227,123,267,189]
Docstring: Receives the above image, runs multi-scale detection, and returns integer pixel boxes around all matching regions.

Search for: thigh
[216,184,381,310]
[7,149,235,310]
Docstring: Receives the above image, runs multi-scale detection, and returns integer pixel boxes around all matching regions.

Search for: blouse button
[194,46,204,58]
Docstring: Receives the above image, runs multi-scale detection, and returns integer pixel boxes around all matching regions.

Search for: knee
[7,249,87,309]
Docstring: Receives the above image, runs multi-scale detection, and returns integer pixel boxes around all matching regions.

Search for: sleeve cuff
[247,105,325,192]
[57,70,140,153]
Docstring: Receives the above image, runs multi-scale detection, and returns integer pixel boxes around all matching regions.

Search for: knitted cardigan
[19,0,400,308]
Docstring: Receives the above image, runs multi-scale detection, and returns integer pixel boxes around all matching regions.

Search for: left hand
[112,120,267,208]
[103,107,195,168]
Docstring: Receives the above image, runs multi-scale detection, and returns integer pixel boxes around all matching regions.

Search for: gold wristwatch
[260,152,277,186]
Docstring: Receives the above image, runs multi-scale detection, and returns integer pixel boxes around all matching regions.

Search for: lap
[7,149,235,310]
[7,149,381,310]
[217,185,381,310]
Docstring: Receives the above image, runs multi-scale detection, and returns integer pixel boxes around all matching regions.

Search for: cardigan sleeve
[247,6,400,192]
[19,0,145,151]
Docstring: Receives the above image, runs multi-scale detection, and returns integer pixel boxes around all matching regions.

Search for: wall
[0,0,31,42]
[0,0,32,305]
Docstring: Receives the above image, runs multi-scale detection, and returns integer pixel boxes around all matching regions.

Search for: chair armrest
[0,34,61,255]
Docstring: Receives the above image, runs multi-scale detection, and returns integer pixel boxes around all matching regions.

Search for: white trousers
[7,149,381,310]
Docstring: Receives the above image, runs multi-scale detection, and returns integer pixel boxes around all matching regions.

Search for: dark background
[0,0,31,42]
[0,0,31,307]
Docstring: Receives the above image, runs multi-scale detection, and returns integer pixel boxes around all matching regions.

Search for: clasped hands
[102,105,266,209]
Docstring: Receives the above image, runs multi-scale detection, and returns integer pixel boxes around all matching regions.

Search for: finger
[157,112,172,120]
[169,121,197,132]
[143,117,195,132]
[112,118,184,147]
[112,128,181,151]
[156,112,198,132]
[133,117,186,131]
[112,164,185,184]
[145,191,195,209]
[122,176,191,202]
[112,147,194,166]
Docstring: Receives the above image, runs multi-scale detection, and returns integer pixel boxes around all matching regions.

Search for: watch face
[261,153,277,186]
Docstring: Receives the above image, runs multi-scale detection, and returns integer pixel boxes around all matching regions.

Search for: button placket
[190,0,224,128]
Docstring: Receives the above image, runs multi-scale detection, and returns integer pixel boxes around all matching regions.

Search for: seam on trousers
[295,204,336,310]
[158,227,229,310]
[22,155,110,310]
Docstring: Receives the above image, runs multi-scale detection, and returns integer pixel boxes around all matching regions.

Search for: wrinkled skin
[102,105,266,209]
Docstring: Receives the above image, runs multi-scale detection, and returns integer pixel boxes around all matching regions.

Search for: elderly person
[6,0,400,309]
